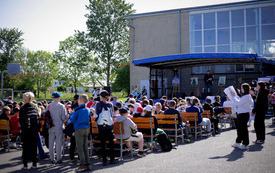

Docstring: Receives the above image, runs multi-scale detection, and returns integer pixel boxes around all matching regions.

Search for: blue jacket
[186,105,203,124]
[164,108,183,128]
[70,104,90,130]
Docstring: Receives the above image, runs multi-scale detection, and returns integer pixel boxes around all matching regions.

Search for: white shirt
[223,100,236,118]
[232,94,253,114]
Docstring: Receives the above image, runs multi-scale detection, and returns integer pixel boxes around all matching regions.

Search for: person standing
[48,92,66,164]
[231,83,253,150]
[252,82,268,144]
[204,70,214,94]
[70,94,91,172]
[19,92,39,169]
[95,90,116,166]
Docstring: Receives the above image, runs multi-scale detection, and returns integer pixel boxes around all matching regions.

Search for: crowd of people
[0,81,274,172]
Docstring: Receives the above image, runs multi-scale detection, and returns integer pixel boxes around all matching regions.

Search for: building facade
[127,0,275,98]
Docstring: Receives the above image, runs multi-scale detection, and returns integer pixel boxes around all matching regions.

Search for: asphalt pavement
[0,118,274,173]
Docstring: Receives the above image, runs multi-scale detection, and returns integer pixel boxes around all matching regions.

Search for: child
[9,107,20,148]
[70,94,91,172]
[115,107,145,157]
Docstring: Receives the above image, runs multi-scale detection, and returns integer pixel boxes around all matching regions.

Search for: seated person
[134,105,159,135]
[127,103,134,115]
[114,108,145,157]
[186,98,211,133]
[133,107,144,117]
[177,99,187,113]
[223,96,237,119]
[154,102,164,115]
[10,107,20,148]
[0,106,11,120]
[213,95,222,107]
[113,106,120,117]
[164,100,183,128]
[203,99,219,134]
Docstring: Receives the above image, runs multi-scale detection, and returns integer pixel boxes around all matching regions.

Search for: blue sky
[0,0,248,52]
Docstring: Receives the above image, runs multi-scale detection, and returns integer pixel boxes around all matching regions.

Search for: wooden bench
[131,117,157,150]
[0,120,12,151]
[90,117,127,160]
[220,107,233,130]
[180,112,202,140]
[201,110,215,133]
[156,114,184,145]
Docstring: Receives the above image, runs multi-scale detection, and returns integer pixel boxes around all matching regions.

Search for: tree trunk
[107,55,110,86]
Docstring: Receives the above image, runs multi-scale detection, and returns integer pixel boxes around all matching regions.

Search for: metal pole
[1,71,4,100]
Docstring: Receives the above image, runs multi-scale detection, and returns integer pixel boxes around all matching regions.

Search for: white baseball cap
[144,105,153,112]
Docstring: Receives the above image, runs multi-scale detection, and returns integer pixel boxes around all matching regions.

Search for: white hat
[144,105,153,112]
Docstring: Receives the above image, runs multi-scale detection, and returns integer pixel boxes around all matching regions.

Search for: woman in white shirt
[230,83,253,150]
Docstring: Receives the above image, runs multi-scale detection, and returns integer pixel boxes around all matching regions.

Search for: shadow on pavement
[266,130,275,136]
[209,148,245,162]
[247,144,263,152]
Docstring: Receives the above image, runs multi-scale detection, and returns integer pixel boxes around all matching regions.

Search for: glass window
[218,45,230,52]
[190,46,202,53]
[202,66,211,73]
[245,65,255,72]
[218,29,230,44]
[246,43,260,53]
[235,65,244,72]
[262,25,275,41]
[217,11,229,28]
[215,65,231,73]
[232,27,244,44]
[190,31,202,46]
[246,8,259,26]
[261,6,275,24]
[190,14,202,30]
[246,26,259,42]
[204,46,215,53]
[232,44,245,52]
[203,13,215,29]
[192,66,201,73]
[232,10,244,27]
[204,30,216,45]
[263,42,275,56]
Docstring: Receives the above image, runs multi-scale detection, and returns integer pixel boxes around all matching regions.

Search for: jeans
[236,113,250,145]
[75,128,89,165]
[37,133,46,159]
[199,118,211,132]
[205,83,212,93]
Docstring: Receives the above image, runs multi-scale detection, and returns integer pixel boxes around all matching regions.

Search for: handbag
[44,105,55,129]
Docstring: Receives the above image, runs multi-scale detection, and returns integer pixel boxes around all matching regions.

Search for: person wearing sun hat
[47,91,66,165]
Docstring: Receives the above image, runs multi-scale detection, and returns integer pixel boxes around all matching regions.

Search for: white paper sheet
[224,86,238,101]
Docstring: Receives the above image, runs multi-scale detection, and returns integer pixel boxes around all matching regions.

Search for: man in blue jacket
[70,94,90,172]
[186,98,211,133]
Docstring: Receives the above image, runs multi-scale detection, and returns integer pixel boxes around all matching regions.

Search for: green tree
[54,35,90,94]
[0,28,24,72]
[112,64,129,93]
[83,0,134,86]
[23,50,56,98]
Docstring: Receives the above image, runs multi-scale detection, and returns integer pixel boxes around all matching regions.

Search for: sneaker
[31,165,37,169]
[85,164,91,170]
[232,143,241,148]
[69,159,76,165]
[51,160,56,164]
[137,151,145,158]
[238,145,249,150]
[75,165,87,172]
[56,160,62,165]
[185,139,191,143]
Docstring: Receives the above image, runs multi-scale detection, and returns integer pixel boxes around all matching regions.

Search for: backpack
[44,105,54,129]
[157,132,173,152]
[97,107,113,126]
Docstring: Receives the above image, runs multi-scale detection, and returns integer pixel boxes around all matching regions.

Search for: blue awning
[132,53,261,68]
[255,57,275,65]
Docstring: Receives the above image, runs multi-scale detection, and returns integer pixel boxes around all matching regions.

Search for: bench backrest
[224,107,232,115]
[131,117,155,129]
[156,114,178,125]
[180,112,199,122]
[113,122,124,135]
[201,110,210,119]
[0,120,10,131]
